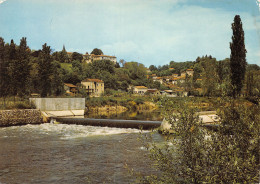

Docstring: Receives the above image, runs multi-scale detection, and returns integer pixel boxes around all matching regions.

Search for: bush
[134,98,144,105]
[6,101,36,109]
[133,98,260,183]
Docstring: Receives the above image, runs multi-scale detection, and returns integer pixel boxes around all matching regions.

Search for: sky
[0,0,259,67]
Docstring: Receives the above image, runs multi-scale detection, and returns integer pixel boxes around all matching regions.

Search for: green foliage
[0,97,36,110]
[38,43,53,97]
[71,52,83,62]
[134,98,259,183]
[0,37,9,100]
[59,45,69,63]
[91,48,103,55]
[230,15,247,98]
[169,61,194,74]
[134,97,144,105]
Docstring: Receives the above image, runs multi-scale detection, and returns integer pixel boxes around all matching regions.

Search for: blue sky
[0,0,259,67]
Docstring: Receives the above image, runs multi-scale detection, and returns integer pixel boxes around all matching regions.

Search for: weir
[55,118,162,130]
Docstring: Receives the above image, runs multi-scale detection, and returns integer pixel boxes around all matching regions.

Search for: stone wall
[29,98,85,111]
[0,109,43,127]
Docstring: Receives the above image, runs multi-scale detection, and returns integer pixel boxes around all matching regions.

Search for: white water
[0,123,149,139]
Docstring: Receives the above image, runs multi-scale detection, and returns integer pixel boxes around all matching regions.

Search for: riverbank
[0,109,43,127]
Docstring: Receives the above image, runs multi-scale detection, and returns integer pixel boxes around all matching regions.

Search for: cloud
[0,0,6,4]
[0,0,259,66]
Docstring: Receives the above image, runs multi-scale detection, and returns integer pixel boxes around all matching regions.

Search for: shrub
[134,98,144,105]
[133,98,260,183]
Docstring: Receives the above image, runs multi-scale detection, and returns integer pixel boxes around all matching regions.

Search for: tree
[134,98,259,183]
[8,39,18,97]
[59,45,69,63]
[71,52,83,62]
[38,43,53,97]
[0,37,9,105]
[149,65,157,71]
[230,15,247,98]
[16,37,31,97]
[50,60,64,96]
[91,48,103,55]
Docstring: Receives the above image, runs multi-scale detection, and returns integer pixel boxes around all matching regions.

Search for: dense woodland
[0,37,259,99]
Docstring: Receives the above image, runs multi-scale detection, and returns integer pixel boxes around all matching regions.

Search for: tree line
[0,38,168,100]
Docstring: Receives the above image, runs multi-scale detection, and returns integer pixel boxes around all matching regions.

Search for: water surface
[0,124,163,184]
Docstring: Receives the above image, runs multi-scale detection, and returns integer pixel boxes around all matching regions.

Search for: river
[0,123,164,184]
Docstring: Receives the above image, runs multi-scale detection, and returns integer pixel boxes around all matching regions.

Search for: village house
[153,77,163,84]
[81,79,104,97]
[186,69,194,76]
[133,86,148,95]
[64,83,77,95]
[163,90,177,97]
[181,71,187,77]
[146,89,160,96]
[172,73,179,78]
[83,54,117,64]
[177,76,186,83]
[172,77,178,85]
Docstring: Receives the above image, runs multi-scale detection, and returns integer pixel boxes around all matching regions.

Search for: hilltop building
[83,54,117,64]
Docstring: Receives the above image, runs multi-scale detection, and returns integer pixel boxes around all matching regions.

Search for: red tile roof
[134,86,148,89]
[64,83,77,87]
[82,79,104,83]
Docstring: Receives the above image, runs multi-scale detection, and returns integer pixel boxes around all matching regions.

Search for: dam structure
[29,97,162,129]
[29,98,86,118]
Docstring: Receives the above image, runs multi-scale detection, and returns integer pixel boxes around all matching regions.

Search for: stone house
[146,89,160,96]
[163,90,177,97]
[81,79,104,97]
[186,69,194,76]
[83,54,117,64]
[64,83,77,95]
[172,73,179,78]
[153,77,163,84]
[133,86,148,95]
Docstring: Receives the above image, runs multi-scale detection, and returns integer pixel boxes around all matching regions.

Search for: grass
[60,63,72,72]
[0,97,36,110]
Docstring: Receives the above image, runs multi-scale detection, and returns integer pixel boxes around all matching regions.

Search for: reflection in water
[0,124,164,184]
[85,110,163,121]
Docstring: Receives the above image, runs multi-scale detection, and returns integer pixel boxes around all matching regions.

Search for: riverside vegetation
[131,97,259,183]
[129,15,259,184]
[0,17,259,107]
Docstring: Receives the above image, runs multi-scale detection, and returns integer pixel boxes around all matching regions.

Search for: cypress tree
[230,15,247,98]
[59,45,68,63]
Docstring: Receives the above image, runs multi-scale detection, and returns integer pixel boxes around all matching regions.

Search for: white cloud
[86,3,259,65]
[3,0,258,66]
[0,0,6,4]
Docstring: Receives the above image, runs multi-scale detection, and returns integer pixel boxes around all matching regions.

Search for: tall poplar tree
[0,37,9,104]
[230,15,247,98]
[16,37,31,97]
[59,45,68,63]
[38,43,53,97]
[8,39,18,97]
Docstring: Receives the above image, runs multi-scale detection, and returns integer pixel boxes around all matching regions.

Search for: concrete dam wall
[29,98,86,118]
[29,98,85,111]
